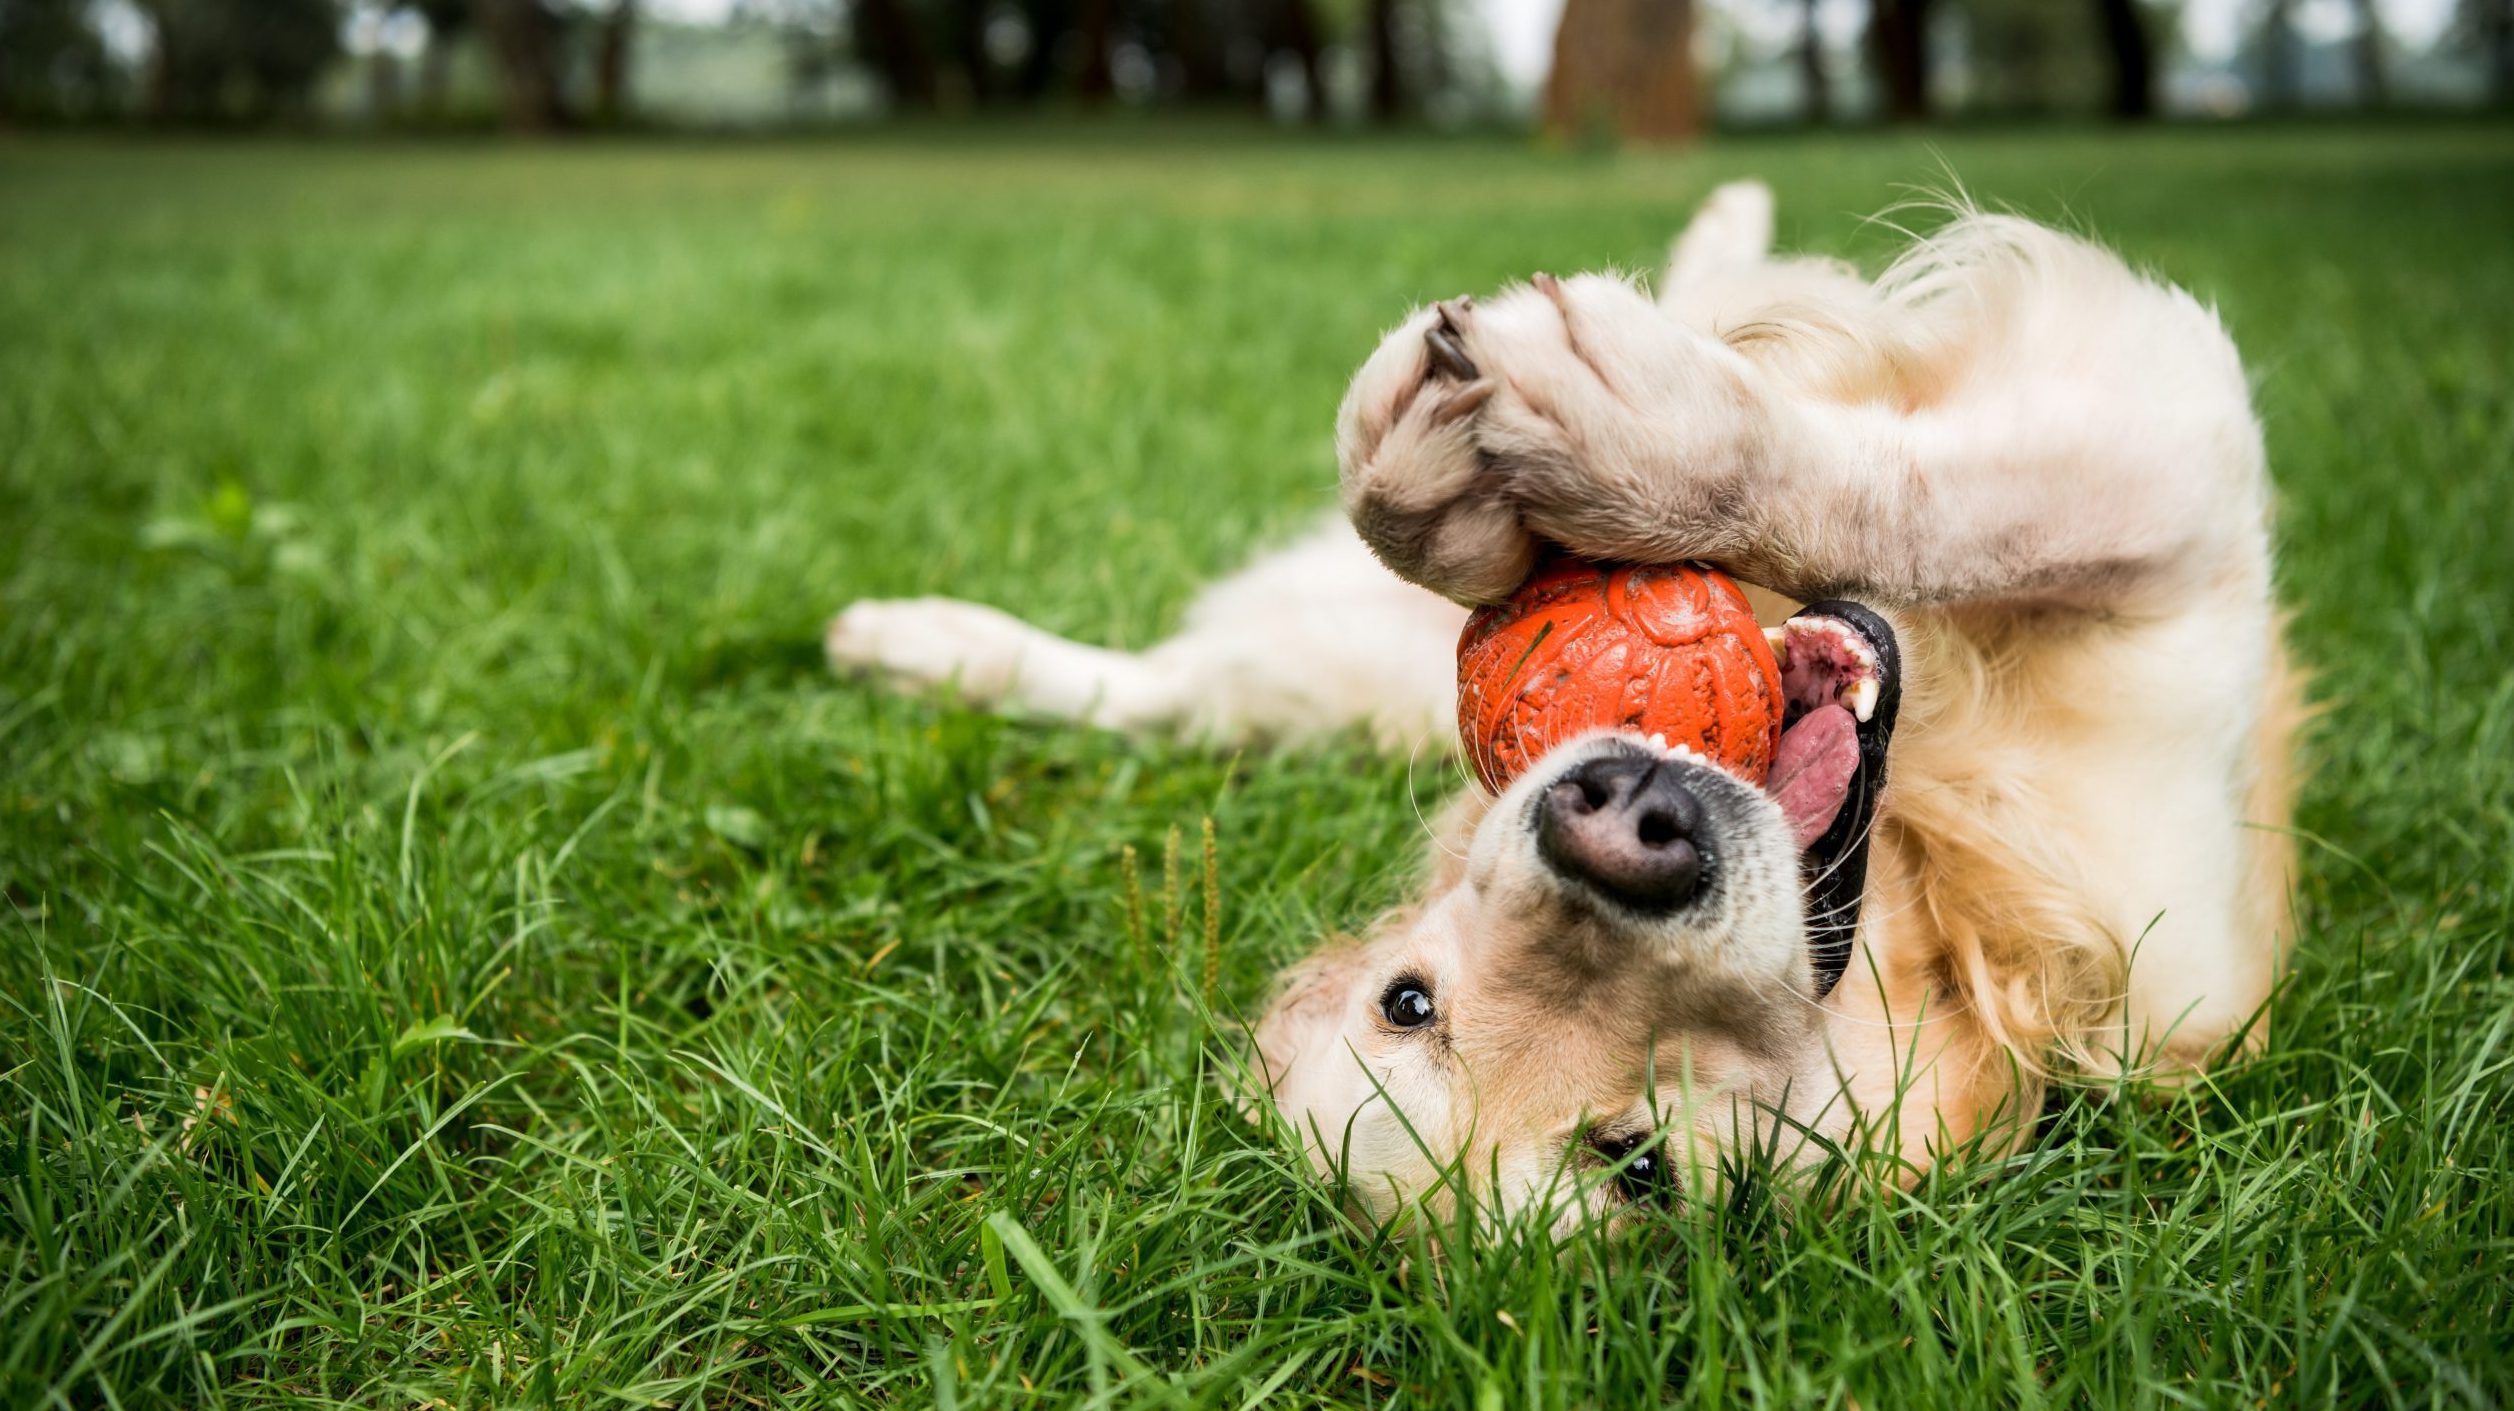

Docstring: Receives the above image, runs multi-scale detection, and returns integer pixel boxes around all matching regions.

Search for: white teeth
[1763,626,1790,663]
[1843,677,1880,723]
[1647,732,1669,750]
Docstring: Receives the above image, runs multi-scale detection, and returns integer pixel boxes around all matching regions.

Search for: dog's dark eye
[1379,978,1436,1029]
[1591,1131,1672,1204]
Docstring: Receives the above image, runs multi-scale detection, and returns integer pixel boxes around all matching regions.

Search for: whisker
[1797,790,1888,896]
[1776,984,1960,1029]
[1406,725,1473,864]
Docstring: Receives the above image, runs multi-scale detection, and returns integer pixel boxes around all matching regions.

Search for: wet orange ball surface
[1457,558,1783,795]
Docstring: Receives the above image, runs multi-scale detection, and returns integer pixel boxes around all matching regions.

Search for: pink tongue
[1771,704,1860,847]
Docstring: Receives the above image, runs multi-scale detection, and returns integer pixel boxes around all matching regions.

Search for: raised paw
[1336,272,1767,605]
[1334,295,1532,605]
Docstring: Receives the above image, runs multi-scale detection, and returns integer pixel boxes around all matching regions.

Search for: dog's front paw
[1336,298,1534,605]
[825,597,1033,701]
[1337,274,1762,603]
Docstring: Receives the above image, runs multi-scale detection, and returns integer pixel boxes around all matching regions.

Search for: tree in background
[1368,0,1404,121]
[0,0,112,121]
[2344,0,2386,104]
[2460,0,2514,103]
[1867,0,1933,120]
[805,0,1399,118]
[1798,0,1830,123]
[1258,0,1327,119]
[592,0,637,124]
[1165,0,1237,100]
[1956,0,2059,112]
[2255,0,2299,108]
[1076,0,1117,105]
[1929,0,2165,120]
[364,18,404,118]
[850,0,937,108]
[400,0,471,118]
[1545,0,1699,141]
[1357,0,1452,123]
[133,0,340,122]
[2092,0,2156,117]
[476,0,573,129]
[37,0,2500,133]
[373,0,642,129]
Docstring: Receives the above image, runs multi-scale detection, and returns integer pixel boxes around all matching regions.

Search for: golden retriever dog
[828,182,2303,1231]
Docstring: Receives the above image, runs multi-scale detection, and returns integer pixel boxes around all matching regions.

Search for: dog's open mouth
[1770,611,1888,846]
[1769,601,1901,995]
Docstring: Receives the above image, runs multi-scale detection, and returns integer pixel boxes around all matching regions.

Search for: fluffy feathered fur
[829,182,2301,1227]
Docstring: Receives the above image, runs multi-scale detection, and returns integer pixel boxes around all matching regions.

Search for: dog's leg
[1342,215,2267,615]
[828,519,1467,749]
[1660,180,1775,300]
[1657,182,1882,346]
[826,597,1191,729]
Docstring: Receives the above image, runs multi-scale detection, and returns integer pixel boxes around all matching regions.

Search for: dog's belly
[1976,588,2282,1071]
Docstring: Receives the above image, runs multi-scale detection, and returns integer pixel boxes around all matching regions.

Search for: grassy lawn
[3,125,2510,1408]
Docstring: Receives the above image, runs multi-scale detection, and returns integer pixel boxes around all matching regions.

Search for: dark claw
[1425,324,1480,381]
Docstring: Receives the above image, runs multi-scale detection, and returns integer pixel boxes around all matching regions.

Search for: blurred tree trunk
[0,0,105,122]
[856,0,939,108]
[1263,0,1324,120]
[951,0,993,104]
[1077,0,1117,103]
[2257,0,2298,109]
[1014,0,1068,99]
[143,48,177,122]
[412,0,468,120]
[1412,0,1452,96]
[133,0,338,123]
[1368,0,1402,122]
[2345,0,2387,105]
[1866,0,1932,122]
[593,0,635,125]
[417,42,454,117]
[1169,0,1232,99]
[2093,0,2153,118]
[2493,0,2514,104]
[476,0,572,131]
[1799,0,1828,122]
[132,0,190,121]
[1544,0,1700,143]
[367,48,404,122]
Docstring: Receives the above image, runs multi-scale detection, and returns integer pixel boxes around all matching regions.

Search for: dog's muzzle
[1535,752,1711,914]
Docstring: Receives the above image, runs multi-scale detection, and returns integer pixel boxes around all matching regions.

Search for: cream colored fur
[827,181,2302,1230]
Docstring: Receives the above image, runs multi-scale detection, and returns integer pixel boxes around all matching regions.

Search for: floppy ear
[1248,789,1483,1121]
[1248,789,1485,1098]
[1251,937,1376,1100]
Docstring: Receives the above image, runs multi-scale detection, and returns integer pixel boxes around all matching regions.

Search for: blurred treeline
[0,0,2508,138]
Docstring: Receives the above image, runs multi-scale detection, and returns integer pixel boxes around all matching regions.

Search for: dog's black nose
[1536,754,1708,913]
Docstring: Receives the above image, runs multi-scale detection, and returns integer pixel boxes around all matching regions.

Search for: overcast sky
[646,0,2464,88]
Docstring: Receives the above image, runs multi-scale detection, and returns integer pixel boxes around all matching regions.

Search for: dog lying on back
[830,182,2303,1230]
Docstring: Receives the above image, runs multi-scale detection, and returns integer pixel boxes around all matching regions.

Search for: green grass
[2,125,2511,1408]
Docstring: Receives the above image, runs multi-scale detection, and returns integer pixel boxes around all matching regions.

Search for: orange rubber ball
[1457,557,1783,795]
